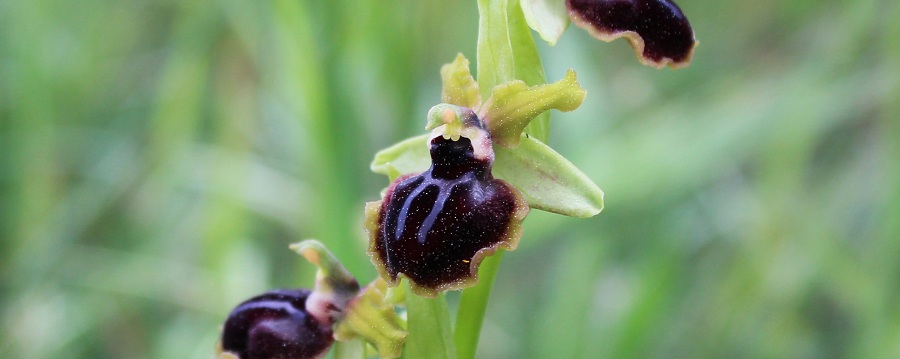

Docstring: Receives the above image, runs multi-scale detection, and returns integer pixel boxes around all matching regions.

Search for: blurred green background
[2,0,899,358]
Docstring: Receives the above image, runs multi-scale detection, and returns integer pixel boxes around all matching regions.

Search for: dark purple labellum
[367,134,528,297]
[221,289,334,359]
[567,0,697,68]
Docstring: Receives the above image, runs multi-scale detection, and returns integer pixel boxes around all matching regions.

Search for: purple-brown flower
[567,0,697,68]
[365,106,529,297]
[220,289,334,359]
[522,0,697,68]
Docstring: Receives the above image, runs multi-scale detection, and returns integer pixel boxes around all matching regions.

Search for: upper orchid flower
[521,0,698,68]
[366,54,604,297]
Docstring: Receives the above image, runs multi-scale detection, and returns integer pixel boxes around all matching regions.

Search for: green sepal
[290,240,360,300]
[520,0,570,45]
[441,53,481,109]
[370,134,430,181]
[334,278,408,359]
[493,134,603,217]
[482,69,586,147]
[290,240,361,325]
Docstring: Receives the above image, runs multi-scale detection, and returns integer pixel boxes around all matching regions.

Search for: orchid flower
[365,54,604,297]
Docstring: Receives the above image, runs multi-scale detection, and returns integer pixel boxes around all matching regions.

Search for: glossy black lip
[567,0,697,68]
[368,136,528,297]
[221,289,334,359]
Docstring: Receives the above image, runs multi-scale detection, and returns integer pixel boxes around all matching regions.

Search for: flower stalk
[456,0,549,358]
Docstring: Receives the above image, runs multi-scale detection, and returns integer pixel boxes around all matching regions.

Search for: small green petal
[441,53,482,109]
[520,0,570,45]
[481,69,586,147]
[493,134,603,217]
[370,134,430,181]
[290,240,360,324]
[334,278,407,359]
[290,240,357,288]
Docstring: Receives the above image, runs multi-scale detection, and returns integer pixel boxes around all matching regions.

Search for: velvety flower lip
[220,289,334,359]
[566,0,697,68]
[365,110,529,298]
[366,55,604,297]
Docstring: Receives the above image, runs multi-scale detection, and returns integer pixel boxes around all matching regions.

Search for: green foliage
[1,0,899,359]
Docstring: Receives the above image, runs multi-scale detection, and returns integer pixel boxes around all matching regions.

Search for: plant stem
[405,0,549,356]
[455,0,548,358]
[453,251,505,359]
[405,283,458,359]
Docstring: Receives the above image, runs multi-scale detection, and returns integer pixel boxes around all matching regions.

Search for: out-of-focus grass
[1,0,897,358]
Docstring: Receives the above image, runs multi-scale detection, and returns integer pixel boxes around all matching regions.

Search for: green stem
[403,0,549,356]
[405,283,457,358]
[455,0,548,357]
[453,251,505,359]
[474,0,549,136]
